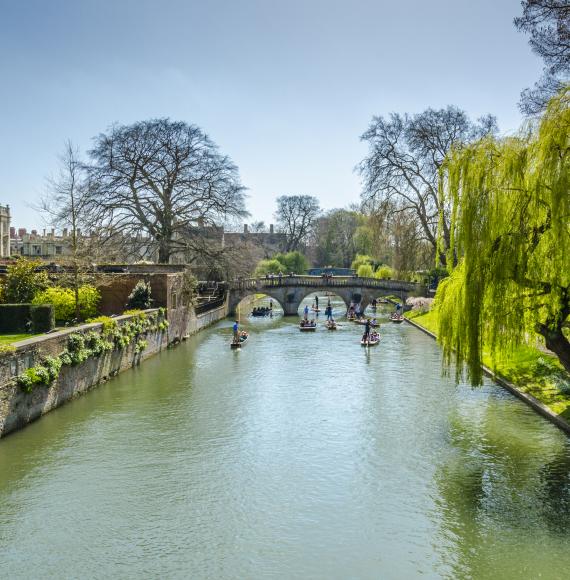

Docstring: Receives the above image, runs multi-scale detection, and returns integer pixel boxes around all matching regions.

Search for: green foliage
[273,251,309,274]
[0,344,16,356]
[0,304,55,333]
[87,315,118,334]
[126,280,153,310]
[436,87,570,383]
[134,339,148,354]
[32,286,100,322]
[15,309,168,392]
[356,264,373,278]
[3,258,49,304]
[255,258,286,276]
[351,254,374,271]
[374,265,393,279]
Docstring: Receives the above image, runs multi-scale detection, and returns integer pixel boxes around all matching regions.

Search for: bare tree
[515,0,570,114]
[275,195,320,251]
[359,107,497,265]
[41,141,95,319]
[85,119,247,264]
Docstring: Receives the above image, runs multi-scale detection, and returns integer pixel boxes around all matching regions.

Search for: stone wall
[0,297,230,438]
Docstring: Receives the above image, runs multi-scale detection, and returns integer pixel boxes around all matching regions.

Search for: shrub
[357,264,374,278]
[273,251,309,274]
[254,259,287,276]
[86,315,118,335]
[30,305,55,332]
[351,254,374,272]
[0,345,16,356]
[374,265,393,280]
[3,258,49,303]
[32,286,100,322]
[0,304,55,333]
[126,281,153,310]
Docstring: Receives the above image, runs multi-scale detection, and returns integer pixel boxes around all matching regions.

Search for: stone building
[0,205,10,258]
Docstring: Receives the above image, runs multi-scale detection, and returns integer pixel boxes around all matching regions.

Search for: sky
[0,0,543,230]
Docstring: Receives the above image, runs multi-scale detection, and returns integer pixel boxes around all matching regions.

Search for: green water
[0,298,569,579]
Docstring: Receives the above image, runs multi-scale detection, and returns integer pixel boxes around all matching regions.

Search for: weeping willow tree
[436,87,570,384]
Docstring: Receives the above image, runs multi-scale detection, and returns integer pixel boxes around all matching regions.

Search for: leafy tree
[3,259,49,303]
[357,264,374,278]
[313,209,365,267]
[275,195,321,251]
[375,265,393,280]
[351,254,374,271]
[359,107,497,265]
[86,118,246,264]
[126,280,153,310]
[254,258,287,276]
[515,0,570,115]
[436,88,570,381]
[274,251,309,274]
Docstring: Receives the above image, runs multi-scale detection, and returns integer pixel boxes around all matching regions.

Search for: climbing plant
[15,310,169,392]
[436,87,570,383]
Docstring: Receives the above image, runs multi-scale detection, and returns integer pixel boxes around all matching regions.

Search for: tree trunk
[537,322,570,375]
[158,243,171,264]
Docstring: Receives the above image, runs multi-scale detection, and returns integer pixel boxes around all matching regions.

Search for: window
[32,245,41,255]
[55,246,62,255]
[171,292,178,310]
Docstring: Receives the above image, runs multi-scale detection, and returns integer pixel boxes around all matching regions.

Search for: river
[1,297,569,579]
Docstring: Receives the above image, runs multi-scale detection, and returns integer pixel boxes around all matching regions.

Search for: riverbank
[406,309,570,430]
[0,298,231,438]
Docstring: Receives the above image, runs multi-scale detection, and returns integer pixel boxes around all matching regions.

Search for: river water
[1,297,569,579]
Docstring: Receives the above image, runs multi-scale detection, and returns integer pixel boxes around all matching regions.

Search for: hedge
[0,304,55,333]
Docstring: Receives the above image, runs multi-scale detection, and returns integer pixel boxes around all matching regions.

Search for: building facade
[0,205,10,258]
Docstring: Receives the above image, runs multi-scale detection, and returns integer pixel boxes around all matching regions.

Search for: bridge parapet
[229,275,421,292]
[227,276,426,316]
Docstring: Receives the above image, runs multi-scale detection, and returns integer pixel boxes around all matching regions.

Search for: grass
[407,309,570,422]
[0,333,41,345]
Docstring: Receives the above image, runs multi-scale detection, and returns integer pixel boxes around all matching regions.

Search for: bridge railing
[229,275,419,292]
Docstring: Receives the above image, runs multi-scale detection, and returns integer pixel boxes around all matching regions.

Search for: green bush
[126,280,153,310]
[254,259,287,276]
[273,251,309,274]
[32,286,100,322]
[3,258,49,303]
[357,264,374,278]
[351,254,374,272]
[374,265,393,280]
[30,305,55,332]
[0,304,55,333]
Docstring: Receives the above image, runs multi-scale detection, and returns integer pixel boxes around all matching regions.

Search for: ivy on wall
[15,310,169,393]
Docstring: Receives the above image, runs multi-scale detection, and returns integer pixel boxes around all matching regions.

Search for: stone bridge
[228,276,426,316]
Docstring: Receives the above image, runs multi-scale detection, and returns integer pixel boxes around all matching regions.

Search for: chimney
[42,228,46,237]
[10,227,15,238]
[63,228,68,237]
[51,228,55,236]
[18,228,26,237]
[31,229,37,236]
[269,224,274,234]
[243,224,248,234]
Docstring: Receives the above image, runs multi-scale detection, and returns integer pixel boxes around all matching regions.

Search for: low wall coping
[5,309,161,353]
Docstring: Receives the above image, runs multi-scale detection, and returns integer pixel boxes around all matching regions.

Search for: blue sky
[1,0,542,230]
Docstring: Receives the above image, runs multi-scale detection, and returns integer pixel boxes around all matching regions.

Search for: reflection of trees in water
[433,398,570,579]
